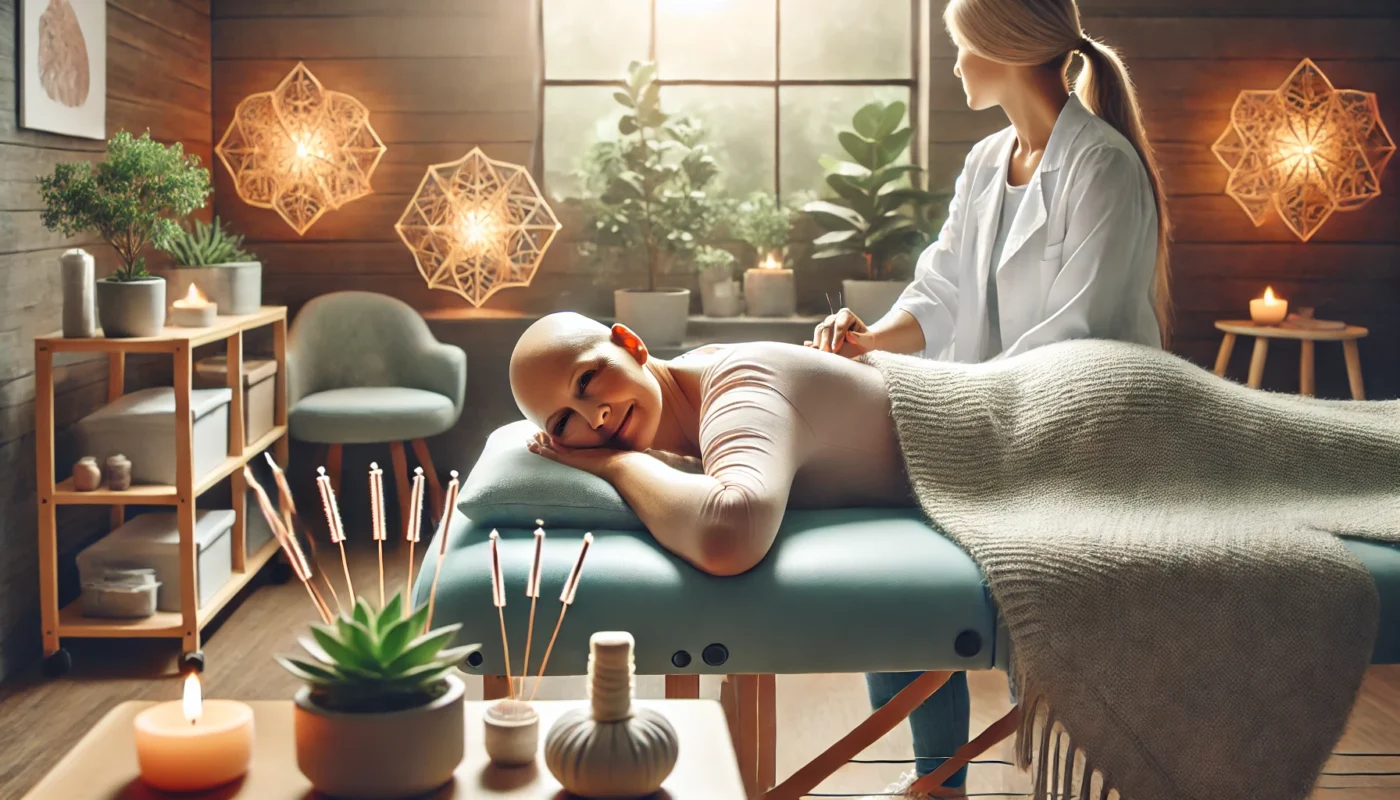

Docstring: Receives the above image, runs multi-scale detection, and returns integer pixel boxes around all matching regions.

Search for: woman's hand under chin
[527,431,626,478]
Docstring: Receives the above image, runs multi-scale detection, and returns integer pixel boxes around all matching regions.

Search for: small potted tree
[39,130,212,337]
[163,216,263,315]
[695,246,740,317]
[578,61,721,346]
[279,592,481,799]
[803,101,948,325]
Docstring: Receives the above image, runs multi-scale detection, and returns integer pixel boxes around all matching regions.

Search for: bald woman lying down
[510,312,915,577]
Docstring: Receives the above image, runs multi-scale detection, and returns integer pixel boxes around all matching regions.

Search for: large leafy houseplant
[576,61,723,292]
[39,130,212,281]
[804,101,948,281]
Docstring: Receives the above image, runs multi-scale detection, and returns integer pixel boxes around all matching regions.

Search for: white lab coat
[894,93,1162,363]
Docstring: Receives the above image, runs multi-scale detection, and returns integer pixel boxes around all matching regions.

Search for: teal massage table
[415,422,1400,797]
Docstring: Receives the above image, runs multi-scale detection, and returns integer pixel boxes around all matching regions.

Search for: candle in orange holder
[743,252,796,317]
[1250,286,1288,325]
[133,673,253,792]
[171,283,217,327]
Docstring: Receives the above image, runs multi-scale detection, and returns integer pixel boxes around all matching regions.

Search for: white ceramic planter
[614,288,691,347]
[699,275,742,318]
[95,277,166,338]
[167,262,262,315]
[294,674,465,799]
[841,279,907,326]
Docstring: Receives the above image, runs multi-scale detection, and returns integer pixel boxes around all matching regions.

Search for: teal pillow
[456,421,646,531]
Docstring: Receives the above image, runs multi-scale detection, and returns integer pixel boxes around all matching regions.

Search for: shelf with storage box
[34,307,290,675]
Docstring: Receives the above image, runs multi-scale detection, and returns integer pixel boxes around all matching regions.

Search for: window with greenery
[542,0,922,202]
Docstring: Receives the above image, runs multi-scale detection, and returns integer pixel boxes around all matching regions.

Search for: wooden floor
[1,540,1397,799]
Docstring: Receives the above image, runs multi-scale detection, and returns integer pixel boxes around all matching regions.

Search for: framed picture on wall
[20,0,106,139]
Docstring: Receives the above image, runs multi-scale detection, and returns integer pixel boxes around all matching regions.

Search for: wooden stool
[1213,320,1369,399]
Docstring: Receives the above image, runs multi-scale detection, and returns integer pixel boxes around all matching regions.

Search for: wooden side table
[21,698,747,799]
[1213,320,1369,399]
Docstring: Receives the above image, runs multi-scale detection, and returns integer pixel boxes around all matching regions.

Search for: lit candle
[171,283,217,327]
[1250,285,1288,325]
[133,674,253,792]
[743,252,796,317]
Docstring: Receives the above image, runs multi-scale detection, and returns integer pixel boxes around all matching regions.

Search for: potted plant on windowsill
[38,130,212,338]
[578,61,722,346]
[695,245,741,317]
[734,191,798,317]
[279,592,481,799]
[803,101,949,325]
[163,216,262,316]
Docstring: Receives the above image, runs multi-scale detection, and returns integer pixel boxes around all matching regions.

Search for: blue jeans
[865,670,970,787]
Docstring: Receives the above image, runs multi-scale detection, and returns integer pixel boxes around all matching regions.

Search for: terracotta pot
[293,674,465,798]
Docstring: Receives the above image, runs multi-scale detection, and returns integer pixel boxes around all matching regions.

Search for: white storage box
[70,386,232,486]
[194,357,278,446]
[76,510,235,612]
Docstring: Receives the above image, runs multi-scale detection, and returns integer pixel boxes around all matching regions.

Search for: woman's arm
[530,372,803,577]
[885,144,979,358]
[1001,145,1158,357]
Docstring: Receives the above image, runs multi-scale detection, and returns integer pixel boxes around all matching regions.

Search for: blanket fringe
[1019,692,1123,800]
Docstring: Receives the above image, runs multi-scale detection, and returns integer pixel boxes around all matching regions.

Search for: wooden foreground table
[23,699,746,799]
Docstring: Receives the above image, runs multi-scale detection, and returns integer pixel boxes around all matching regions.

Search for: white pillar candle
[743,253,796,317]
[133,674,253,792]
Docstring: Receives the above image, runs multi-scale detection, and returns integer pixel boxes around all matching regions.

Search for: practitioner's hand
[527,431,624,478]
[806,308,878,357]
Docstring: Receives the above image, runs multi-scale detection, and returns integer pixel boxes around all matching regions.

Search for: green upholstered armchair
[287,291,466,530]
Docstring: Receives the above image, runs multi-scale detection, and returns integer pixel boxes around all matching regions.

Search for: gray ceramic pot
[614,288,691,347]
[167,262,262,315]
[294,674,465,799]
[95,277,166,338]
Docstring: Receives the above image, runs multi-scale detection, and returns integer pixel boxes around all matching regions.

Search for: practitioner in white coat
[811,0,1174,797]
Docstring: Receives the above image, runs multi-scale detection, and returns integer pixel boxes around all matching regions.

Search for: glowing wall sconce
[394,148,562,307]
[215,62,386,235]
[1212,58,1394,242]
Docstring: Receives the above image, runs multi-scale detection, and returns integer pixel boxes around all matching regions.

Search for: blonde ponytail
[1075,37,1173,346]
[944,0,1174,346]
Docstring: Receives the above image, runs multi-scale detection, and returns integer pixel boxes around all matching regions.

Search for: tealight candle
[134,673,253,792]
[171,283,217,327]
[1249,285,1288,325]
[743,252,796,317]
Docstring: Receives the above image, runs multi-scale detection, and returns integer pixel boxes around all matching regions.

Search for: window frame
[536,0,929,201]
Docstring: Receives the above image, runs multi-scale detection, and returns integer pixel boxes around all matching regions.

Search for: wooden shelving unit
[35,307,290,674]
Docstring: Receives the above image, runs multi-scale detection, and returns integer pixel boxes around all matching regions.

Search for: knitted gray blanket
[862,340,1400,800]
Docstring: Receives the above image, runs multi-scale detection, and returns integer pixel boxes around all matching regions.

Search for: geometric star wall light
[1212,58,1394,242]
[215,62,386,235]
[394,147,562,307]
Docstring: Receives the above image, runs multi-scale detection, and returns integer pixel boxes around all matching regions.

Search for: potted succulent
[577,60,722,346]
[38,130,212,337]
[279,592,481,799]
[803,101,949,325]
[695,246,741,317]
[163,216,262,315]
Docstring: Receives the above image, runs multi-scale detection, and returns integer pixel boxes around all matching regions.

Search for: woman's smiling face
[509,318,664,452]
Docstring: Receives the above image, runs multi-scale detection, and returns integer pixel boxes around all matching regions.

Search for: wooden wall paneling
[0,0,212,681]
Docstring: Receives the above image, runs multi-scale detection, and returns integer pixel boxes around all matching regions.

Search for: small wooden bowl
[484,699,539,767]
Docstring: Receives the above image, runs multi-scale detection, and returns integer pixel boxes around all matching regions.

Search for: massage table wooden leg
[666,675,700,698]
[483,674,511,701]
[908,705,1023,796]
[764,670,953,800]
[759,673,777,792]
[720,674,776,799]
